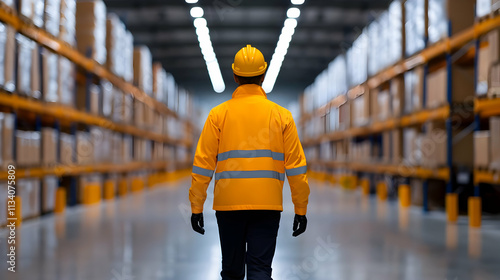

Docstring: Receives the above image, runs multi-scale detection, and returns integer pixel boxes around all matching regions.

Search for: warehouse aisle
[1,178,500,280]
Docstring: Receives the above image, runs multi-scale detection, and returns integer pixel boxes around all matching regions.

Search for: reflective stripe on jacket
[189,84,310,215]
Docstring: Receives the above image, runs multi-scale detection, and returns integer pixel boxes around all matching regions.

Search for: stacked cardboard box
[42,127,58,166]
[44,0,61,37]
[75,0,106,64]
[106,13,126,78]
[428,0,475,45]
[405,0,426,56]
[16,34,37,97]
[404,66,424,113]
[0,22,16,92]
[60,132,74,165]
[111,87,133,124]
[57,57,75,106]
[101,80,113,117]
[19,0,45,27]
[16,130,41,168]
[491,117,500,170]
[491,62,500,97]
[0,113,14,169]
[347,32,368,87]
[426,65,474,108]
[42,48,59,102]
[133,138,152,162]
[477,29,500,97]
[153,142,164,161]
[17,179,41,219]
[474,131,490,169]
[390,77,404,117]
[133,46,153,95]
[392,129,402,165]
[123,135,132,163]
[76,131,93,165]
[377,90,391,121]
[59,0,76,46]
[352,93,370,127]
[124,31,134,83]
[91,127,112,164]
[42,176,58,212]
[477,0,500,18]
[403,128,419,166]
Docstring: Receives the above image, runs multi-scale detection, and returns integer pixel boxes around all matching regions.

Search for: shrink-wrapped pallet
[60,0,76,46]
[58,57,75,106]
[44,0,61,36]
[42,48,59,102]
[405,0,426,56]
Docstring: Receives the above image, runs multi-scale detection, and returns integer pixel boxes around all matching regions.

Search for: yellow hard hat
[232,45,268,77]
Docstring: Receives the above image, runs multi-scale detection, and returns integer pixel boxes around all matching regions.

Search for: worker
[189,45,310,280]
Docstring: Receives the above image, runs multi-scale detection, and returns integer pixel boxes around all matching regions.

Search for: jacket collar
[232,84,268,99]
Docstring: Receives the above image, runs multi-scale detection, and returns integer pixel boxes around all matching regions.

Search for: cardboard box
[352,94,369,127]
[390,77,404,117]
[134,100,145,126]
[106,13,126,78]
[31,45,42,99]
[76,131,93,165]
[42,48,59,102]
[382,131,391,163]
[102,80,113,117]
[404,66,424,113]
[490,62,500,98]
[19,0,44,27]
[58,57,75,106]
[75,0,106,64]
[405,0,426,56]
[60,132,74,165]
[18,179,41,219]
[60,0,76,46]
[122,135,132,163]
[491,117,500,170]
[403,128,418,166]
[426,67,447,109]
[392,129,402,165]
[1,113,14,168]
[16,34,35,96]
[474,131,491,169]
[76,84,100,114]
[153,63,166,103]
[133,46,153,95]
[0,23,16,92]
[124,31,134,83]
[44,0,61,37]
[428,0,475,45]
[377,90,391,121]
[42,128,58,166]
[0,0,15,8]
[42,176,58,212]
[16,130,41,168]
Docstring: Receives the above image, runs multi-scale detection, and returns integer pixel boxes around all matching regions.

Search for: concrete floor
[1,178,500,280]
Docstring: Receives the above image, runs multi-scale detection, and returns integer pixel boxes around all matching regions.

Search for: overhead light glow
[263,15,300,93]
[190,7,204,18]
[190,11,225,93]
[185,0,198,3]
[291,0,305,5]
[287,7,301,18]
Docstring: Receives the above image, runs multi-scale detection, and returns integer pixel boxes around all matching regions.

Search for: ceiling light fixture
[190,7,225,93]
[291,0,305,5]
[262,17,299,93]
[286,7,301,18]
[185,0,198,3]
[190,7,204,18]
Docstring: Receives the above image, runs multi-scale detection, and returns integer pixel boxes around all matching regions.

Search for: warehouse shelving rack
[301,15,500,227]
[0,5,195,220]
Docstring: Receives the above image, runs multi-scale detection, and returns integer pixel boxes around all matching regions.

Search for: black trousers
[216,210,281,280]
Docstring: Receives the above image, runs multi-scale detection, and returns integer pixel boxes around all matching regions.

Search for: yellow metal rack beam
[474,170,500,185]
[0,6,194,128]
[311,161,450,181]
[0,160,192,180]
[475,98,500,118]
[0,92,192,146]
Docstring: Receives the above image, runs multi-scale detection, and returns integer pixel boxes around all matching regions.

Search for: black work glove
[292,214,307,237]
[191,213,205,235]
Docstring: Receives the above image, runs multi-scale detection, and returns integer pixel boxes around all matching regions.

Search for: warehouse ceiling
[104,0,391,95]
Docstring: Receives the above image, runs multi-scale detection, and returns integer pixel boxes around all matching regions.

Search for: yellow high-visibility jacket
[189,84,310,215]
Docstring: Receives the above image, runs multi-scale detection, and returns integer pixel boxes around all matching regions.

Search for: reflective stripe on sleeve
[215,170,285,181]
[286,166,307,176]
[217,150,284,161]
[192,166,215,178]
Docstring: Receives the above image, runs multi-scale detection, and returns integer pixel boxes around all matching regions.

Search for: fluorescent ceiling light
[190,7,204,18]
[291,0,305,5]
[185,0,198,3]
[287,7,301,18]
[193,18,207,28]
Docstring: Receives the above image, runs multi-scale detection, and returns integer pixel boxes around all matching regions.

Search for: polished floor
[1,178,500,280]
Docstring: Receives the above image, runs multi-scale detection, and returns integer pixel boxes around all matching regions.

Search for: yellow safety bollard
[131,177,144,192]
[446,193,458,223]
[398,184,411,208]
[468,197,482,228]
[54,188,66,213]
[377,182,388,201]
[361,179,370,196]
[103,180,115,200]
[83,184,101,205]
[147,174,157,188]
[118,179,128,196]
